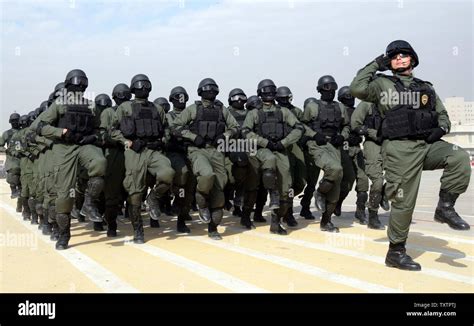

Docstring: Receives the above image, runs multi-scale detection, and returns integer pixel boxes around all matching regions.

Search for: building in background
[443,97,474,164]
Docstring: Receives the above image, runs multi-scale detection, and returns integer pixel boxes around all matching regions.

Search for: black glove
[425,127,445,144]
[313,133,327,146]
[193,135,206,148]
[26,132,37,144]
[26,153,37,161]
[130,139,146,152]
[354,126,369,136]
[297,135,310,149]
[348,134,362,146]
[274,141,285,152]
[330,134,345,147]
[266,141,276,151]
[79,135,98,145]
[375,54,391,72]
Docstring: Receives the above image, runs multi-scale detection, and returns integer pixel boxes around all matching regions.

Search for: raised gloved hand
[130,139,146,152]
[79,135,98,145]
[348,134,363,146]
[313,133,327,146]
[425,127,445,144]
[193,135,206,148]
[375,54,391,72]
[330,134,345,147]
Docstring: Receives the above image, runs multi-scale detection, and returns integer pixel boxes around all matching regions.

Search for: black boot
[28,198,38,225]
[36,202,44,230]
[80,177,104,222]
[314,179,333,212]
[146,188,162,221]
[300,205,315,220]
[129,205,144,244]
[150,217,160,228]
[104,206,118,237]
[253,189,267,222]
[380,183,390,211]
[283,206,298,227]
[320,202,339,233]
[334,200,342,217]
[240,208,255,230]
[55,213,71,250]
[21,197,31,220]
[195,192,211,224]
[253,211,267,223]
[434,190,470,230]
[208,221,222,240]
[177,214,191,234]
[16,197,23,213]
[354,191,368,225]
[49,206,59,240]
[268,190,280,210]
[233,206,243,218]
[385,242,421,271]
[10,185,18,199]
[368,210,384,229]
[93,222,104,231]
[159,193,173,216]
[270,212,287,235]
[42,207,52,236]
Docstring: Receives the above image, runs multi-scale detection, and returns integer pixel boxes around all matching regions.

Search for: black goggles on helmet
[320,83,336,91]
[201,85,219,93]
[340,93,353,100]
[230,94,247,102]
[114,91,131,100]
[96,99,112,107]
[260,86,276,94]
[69,76,88,87]
[133,80,152,90]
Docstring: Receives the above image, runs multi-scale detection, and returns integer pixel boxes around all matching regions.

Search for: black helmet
[130,74,152,92]
[337,86,352,101]
[228,88,247,105]
[153,97,170,113]
[197,78,219,96]
[257,79,277,102]
[54,82,66,93]
[245,95,263,111]
[317,75,338,92]
[95,94,112,108]
[275,86,293,106]
[19,115,30,128]
[35,107,44,117]
[64,69,88,91]
[28,110,37,122]
[169,86,189,102]
[40,100,49,111]
[386,40,419,67]
[9,113,20,122]
[112,83,132,102]
[304,97,317,108]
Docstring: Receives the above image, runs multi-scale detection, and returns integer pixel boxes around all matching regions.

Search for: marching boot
[434,190,470,230]
[283,206,298,227]
[385,242,421,271]
[240,207,255,230]
[49,206,59,241]
[367,210,384,230]
[28,198,38,225]
[208,220,222,240]
[270,211,287,235]
[55,213,71,250]
[177,214,191,234]
[299,205,315,220]
[80,177,104,222]
[129,205,144,244]
[104,206,118,237]
[354,191,368,225]
[380,183,390,211]
[195,192,211,224]
[320,202,339,233]
[21,197,31,220]
[16,196,23,213]
[42,207,52,236]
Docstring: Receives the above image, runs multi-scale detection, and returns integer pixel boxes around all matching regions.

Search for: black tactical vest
[57,104,95,141]
[120,101,164,141]
[363,104,383,131]
[380,75,437,140]
[230,110,247,127]
[189,101,226,142]
[310,100,343,137]
[256,106,289,142]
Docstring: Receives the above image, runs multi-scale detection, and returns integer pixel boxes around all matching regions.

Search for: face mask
[320,90,335,102]
[134,89,150,99]
[11,121,20,129]
[231,100,246,110]
[201,90,218,101]
[340,98,355,107]
[67,85,86,93]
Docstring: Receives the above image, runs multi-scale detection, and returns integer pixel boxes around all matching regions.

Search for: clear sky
[1,0,472,132]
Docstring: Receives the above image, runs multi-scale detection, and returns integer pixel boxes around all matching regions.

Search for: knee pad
[262,169,277,190]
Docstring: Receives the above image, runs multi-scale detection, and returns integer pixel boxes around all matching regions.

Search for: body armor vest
[256,106,289,142]
[57,104,95,143]
[189,101,226,142]
[363,105,383,131]
[310,100,343,137]
[380,75,437,140]
[120,101,164,141]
